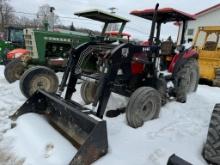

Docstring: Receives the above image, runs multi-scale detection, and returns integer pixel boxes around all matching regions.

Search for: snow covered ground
[0,65,219,165]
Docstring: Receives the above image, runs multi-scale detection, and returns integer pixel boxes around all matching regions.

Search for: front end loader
[10,9,130,165]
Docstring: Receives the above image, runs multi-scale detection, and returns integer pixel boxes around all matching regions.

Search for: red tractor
[80,4,199,120]
[79,4,199,121]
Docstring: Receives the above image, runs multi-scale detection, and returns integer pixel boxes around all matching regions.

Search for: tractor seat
[160,41,175,55]
[204,41,217,51]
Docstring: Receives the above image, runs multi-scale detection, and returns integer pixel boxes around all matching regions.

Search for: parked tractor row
[9,4,201,165]
[3,13,220,89]
[6,3,220,165]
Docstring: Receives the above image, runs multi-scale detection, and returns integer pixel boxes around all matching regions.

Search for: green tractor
[4,28,90,83]
[4,10,130,85]
[0,26,24,64]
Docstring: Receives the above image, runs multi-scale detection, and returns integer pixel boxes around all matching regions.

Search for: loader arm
[62,41,117,100]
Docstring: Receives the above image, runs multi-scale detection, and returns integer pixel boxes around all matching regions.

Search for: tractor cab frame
[131,7,195,45]
[74,9,129,38]
[131,7,197,73]
[5,26,24,46]
[72,10,131,74]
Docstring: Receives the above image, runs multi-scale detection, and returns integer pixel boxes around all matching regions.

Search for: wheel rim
[84,81,97,103]
[30,75,52,95]
[139,98,156,121]
[14,65,25,79]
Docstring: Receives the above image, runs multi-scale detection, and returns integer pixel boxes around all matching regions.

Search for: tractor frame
[57,4,199,123]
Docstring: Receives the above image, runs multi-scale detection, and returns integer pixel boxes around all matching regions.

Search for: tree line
[0,0,77,31]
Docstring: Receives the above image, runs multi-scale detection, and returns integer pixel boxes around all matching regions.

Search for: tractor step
[10,89,108,165]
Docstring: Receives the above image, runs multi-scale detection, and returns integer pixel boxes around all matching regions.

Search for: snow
[0,65,219,165]
[5,114,77,165]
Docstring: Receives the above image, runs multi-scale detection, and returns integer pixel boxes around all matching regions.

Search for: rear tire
[4,59,25,83]
[80,80,97,104]
[203,104,220,165]
[174,58,199,103]
[20,66,59,98]
[126,87,161,128]
[187,59,199,92]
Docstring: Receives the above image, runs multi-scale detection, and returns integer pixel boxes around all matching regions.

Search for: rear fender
[168,54,179,73]
[183,49,198,59]
[169,49,198,74]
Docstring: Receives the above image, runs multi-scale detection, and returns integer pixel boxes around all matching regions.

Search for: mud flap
[10,89,108,165]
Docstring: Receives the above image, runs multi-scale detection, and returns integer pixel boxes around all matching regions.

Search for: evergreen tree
[70,22,76,31]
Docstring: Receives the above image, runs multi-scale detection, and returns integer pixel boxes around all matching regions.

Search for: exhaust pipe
[10,89,108,165]
[148,3,159,45]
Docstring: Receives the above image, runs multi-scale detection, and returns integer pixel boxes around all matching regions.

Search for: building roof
[131,8,195,22]
[195,3,220,17]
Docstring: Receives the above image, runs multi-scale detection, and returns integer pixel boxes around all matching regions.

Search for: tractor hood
[7,48,30,59]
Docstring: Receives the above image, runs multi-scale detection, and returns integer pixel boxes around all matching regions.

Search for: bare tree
[37,4,60,28]
[0,0,15,31]
[16,16,31,26]
[14,16,41,28]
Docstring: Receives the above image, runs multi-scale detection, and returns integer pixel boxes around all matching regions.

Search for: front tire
[4,59,25,83]
[19,66,59,98]
[126,87,161,128]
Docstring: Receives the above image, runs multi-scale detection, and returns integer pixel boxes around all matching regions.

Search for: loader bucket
[10,89,108,165]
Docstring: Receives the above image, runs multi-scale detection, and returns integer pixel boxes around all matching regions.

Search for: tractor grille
[24,34,33,56]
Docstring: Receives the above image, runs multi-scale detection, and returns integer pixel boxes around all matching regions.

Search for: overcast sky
[10,0,220,40]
